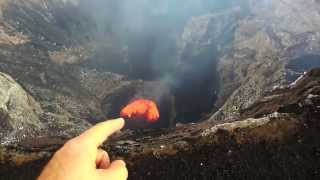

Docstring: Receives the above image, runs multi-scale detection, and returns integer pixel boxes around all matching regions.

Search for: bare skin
[38,118,128,180]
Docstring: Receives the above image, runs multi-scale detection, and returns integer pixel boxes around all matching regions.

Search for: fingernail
[111,118,124,123]
[118,160,126,167]
[117,118,125,124]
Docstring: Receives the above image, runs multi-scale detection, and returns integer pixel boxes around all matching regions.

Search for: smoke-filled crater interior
[82,0,229,129]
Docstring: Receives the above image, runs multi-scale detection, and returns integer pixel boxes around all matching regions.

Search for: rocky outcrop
[178,0,320,121]
[0,71,94,146]
[0,72,42,145]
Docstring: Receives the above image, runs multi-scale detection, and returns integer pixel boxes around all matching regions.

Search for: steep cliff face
[175,6,247,121]
[213,0,320,120]
[178,0,320,121]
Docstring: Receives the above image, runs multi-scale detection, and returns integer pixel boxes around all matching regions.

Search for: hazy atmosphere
[0,0,320,179]
[77,0,239,123]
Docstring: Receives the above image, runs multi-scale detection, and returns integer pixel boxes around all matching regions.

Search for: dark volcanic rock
[210,0,320,121]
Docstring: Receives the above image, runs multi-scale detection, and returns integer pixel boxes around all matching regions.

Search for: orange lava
[120,99,160,123]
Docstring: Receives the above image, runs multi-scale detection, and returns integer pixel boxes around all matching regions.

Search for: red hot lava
[120,99,160,123]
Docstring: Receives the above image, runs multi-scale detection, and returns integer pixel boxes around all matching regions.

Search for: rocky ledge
[1,68,319,179]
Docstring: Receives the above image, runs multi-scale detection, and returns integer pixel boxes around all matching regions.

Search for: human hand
[38,118,128,180]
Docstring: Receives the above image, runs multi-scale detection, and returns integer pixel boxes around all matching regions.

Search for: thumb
[98,160,128,180]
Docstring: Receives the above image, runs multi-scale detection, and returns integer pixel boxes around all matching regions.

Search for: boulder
[0,72,42,145]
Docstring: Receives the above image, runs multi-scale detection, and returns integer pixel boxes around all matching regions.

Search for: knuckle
[55,139,83,157]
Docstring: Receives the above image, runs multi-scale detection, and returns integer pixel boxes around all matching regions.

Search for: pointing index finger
[75,118,125,148]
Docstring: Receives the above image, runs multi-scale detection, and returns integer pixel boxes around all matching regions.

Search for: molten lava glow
[120,99,160,123]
